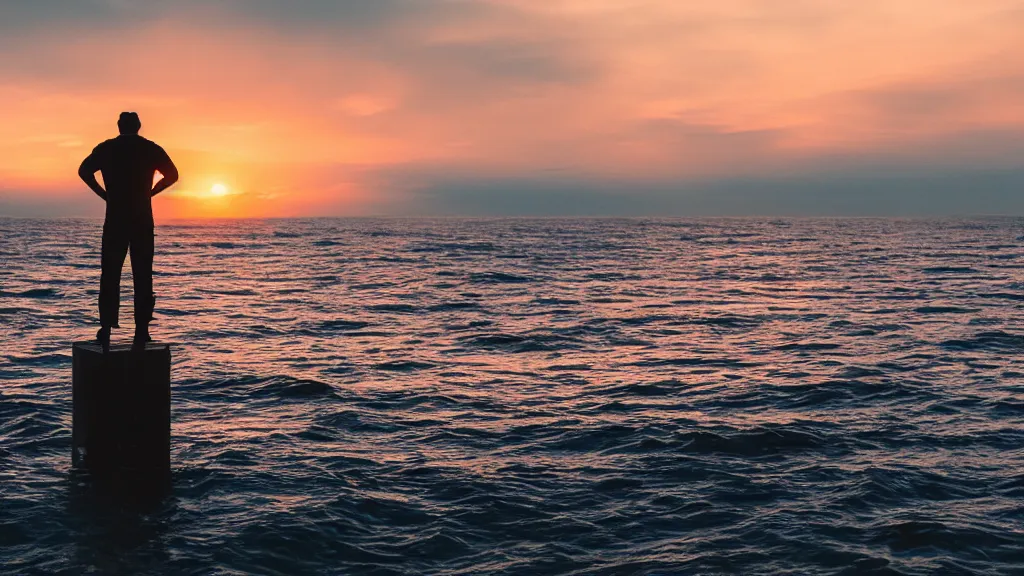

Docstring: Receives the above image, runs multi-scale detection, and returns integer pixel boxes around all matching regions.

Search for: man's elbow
[163,168,180,186]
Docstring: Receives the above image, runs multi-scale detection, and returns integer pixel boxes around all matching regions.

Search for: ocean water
[1,217,1022,576]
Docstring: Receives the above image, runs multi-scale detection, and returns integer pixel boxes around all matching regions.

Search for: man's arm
[78,152,106,201]
[151,148,178,197]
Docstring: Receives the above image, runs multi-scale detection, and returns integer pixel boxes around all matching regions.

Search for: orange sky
[0,1,1022,217]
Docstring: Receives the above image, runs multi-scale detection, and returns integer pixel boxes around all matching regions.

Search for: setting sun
[210,183,228,197]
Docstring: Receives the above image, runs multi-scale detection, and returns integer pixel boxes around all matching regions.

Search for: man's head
[117,112,141,135]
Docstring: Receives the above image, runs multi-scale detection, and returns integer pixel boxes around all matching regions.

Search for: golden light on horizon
[210,183,229,197]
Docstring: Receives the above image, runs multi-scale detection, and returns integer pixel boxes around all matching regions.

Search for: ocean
[1,217,1022,575]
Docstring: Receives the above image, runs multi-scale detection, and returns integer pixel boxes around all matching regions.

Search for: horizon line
[2,213,1022,221]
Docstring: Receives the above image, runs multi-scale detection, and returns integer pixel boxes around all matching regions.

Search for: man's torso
[93,135,167,226]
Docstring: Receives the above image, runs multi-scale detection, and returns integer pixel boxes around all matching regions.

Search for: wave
[468,271,534,284]
[775,342,842,351]
[869,519,1016,554]
[913,306,977,314]
[366,303,419,313]
[195,288,259,296]
[940,331,1023,351]
[0,288,62,299]
[690,314,764,328]
[209,375,339,400]
[375,360,436,371]
[679,427,828,455]
[630,357,762,368]
[409,242,497,253]
[922,266,978,273]
[457,332,579,352]
[428,302,481,311]
[599,381,679,397]
[975,292,1024,301]
[3,353,71,367]
[4,217,1023,576]
[319,319,371,331]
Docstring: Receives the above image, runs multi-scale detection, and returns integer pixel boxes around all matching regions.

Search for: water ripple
[1,216,1023,575]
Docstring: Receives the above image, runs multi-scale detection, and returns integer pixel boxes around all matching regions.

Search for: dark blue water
[1,217,1023,575]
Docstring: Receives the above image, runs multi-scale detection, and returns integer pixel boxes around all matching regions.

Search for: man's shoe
[96,326,111,352]
[132,326,152,350]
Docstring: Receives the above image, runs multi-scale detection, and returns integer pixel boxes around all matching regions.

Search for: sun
[210,183,229,197]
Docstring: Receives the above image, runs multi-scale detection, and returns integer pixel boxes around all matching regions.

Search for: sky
[0,0,1022,218]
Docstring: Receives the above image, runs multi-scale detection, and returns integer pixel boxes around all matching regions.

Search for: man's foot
[132,325,152,350]
[96,326,111,352]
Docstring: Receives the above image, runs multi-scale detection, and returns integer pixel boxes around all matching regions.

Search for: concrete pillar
[72,342,171,480]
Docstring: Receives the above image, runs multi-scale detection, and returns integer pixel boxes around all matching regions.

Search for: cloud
[1,1,1024,216]
[385,168,1024,217]
[0,0,446,33]
[834,74,1024,133]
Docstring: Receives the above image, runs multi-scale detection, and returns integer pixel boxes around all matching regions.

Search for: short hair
[118,112,141,135]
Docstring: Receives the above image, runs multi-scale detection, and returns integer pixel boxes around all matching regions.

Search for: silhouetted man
[79,112,178,348]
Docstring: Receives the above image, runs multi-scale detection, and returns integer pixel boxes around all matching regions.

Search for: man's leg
[129,228,155,342]
[99,224,129,330]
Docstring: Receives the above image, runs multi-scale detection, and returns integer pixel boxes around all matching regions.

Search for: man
[79,112,178,348]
